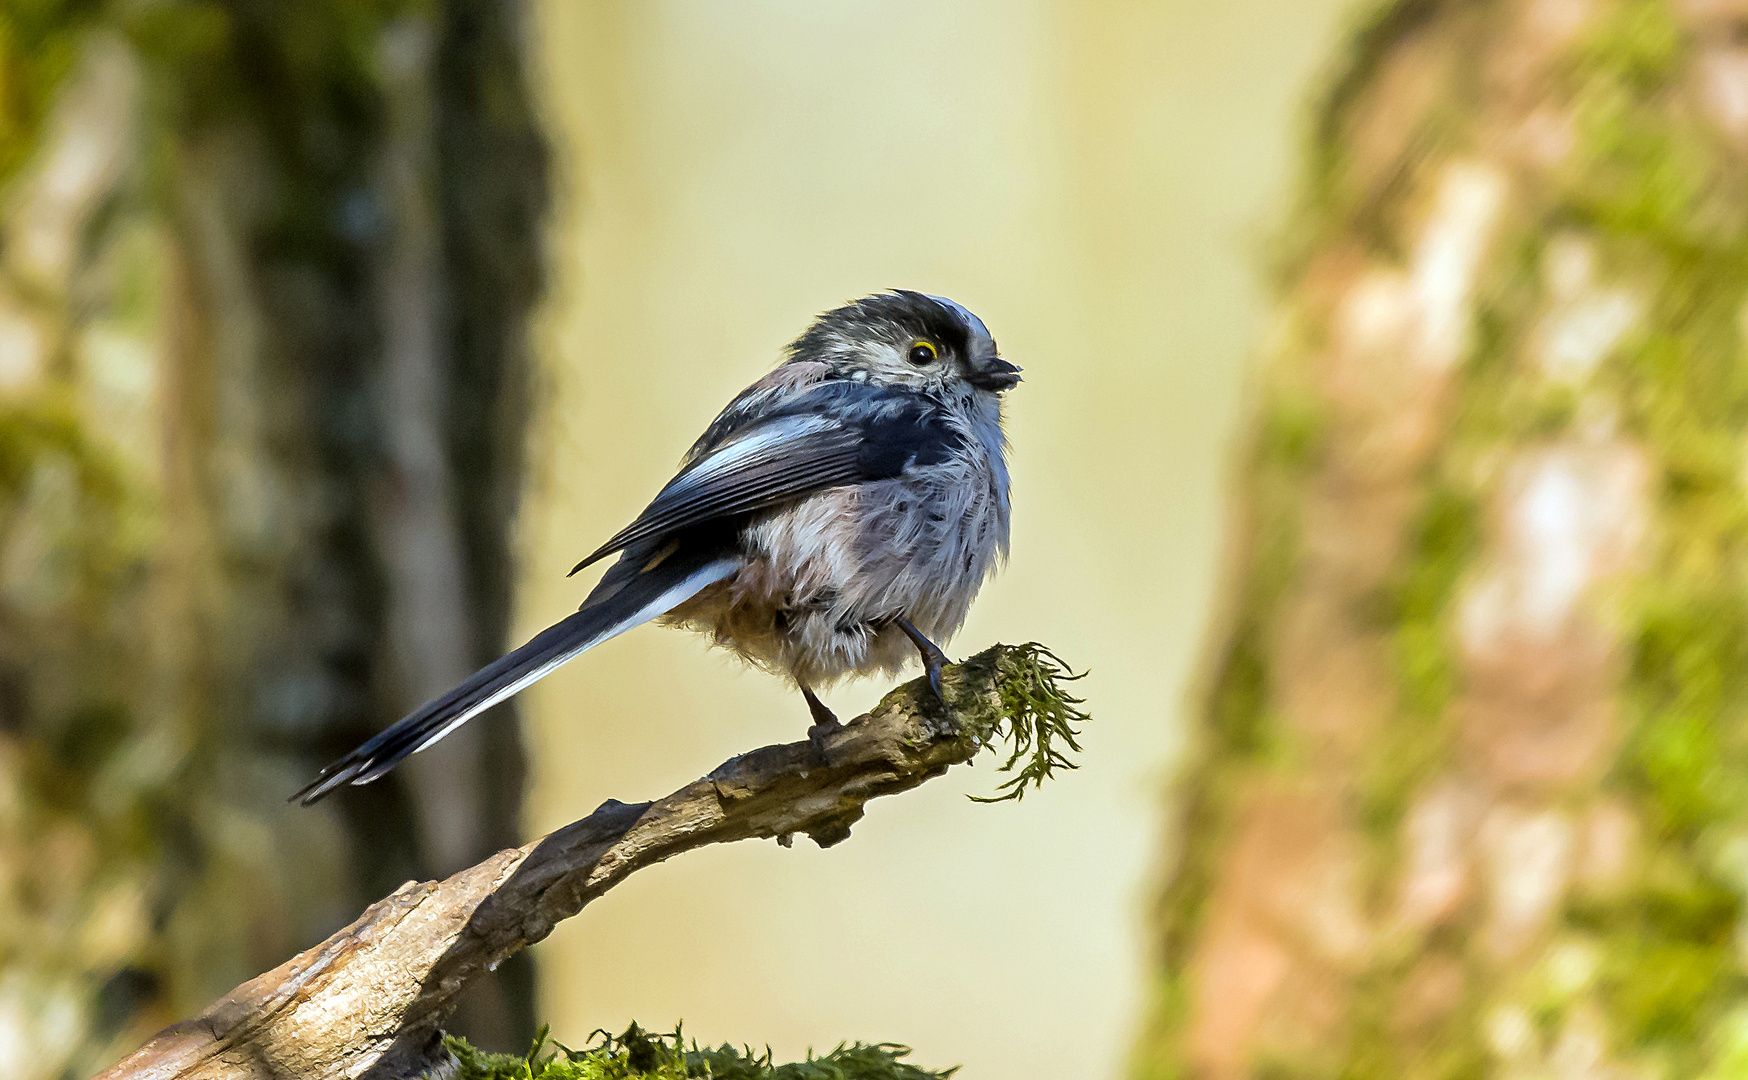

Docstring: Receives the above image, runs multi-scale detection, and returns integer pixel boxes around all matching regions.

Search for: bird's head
[785,291,1021,395]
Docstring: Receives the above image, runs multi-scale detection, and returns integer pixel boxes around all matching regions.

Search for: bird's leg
[894,616,950,705]
[802,684,840,752]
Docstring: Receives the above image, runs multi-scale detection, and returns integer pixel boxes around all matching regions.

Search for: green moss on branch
[443,1025,955,1080]
[951,643,1090,804]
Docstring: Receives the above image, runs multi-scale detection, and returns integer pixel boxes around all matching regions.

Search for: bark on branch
[99,643,1066,1080]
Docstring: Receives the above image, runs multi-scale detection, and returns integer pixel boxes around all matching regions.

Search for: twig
[96,642,1084,1080]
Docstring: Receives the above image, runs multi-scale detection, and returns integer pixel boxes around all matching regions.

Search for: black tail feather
[291,609,600,805]
[292,548,735,805]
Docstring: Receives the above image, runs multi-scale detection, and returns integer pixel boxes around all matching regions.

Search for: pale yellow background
[519,4,1352,1077]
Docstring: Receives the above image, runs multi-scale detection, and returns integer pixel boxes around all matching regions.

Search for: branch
[97,643,1085,1080]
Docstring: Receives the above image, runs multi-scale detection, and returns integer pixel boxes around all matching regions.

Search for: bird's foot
[894,616,951,707]
[924,660,945,703]
[802,686,841,753]
[807,723,839,755]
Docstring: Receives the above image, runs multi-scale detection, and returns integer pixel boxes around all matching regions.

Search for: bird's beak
[968,356,1022,392]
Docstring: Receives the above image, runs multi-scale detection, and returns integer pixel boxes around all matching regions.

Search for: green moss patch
[444,1025,954,1080]
[944,643,1090,804]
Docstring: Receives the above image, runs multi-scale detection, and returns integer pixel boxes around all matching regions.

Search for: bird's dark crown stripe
[892,290,976,357]
[786,291,976,366]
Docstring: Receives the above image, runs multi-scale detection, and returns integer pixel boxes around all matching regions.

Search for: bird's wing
[568,383,960,576]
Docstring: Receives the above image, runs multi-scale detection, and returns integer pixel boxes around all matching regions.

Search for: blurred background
[518,4,1349,1079]
[8,1,1748,1079]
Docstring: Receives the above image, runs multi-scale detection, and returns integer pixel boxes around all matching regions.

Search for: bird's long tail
[292,550,738,805]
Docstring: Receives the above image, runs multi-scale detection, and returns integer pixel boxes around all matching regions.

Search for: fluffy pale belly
[662,472,1007,687]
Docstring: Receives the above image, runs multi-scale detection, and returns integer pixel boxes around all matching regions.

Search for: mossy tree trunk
[148,0,547,1044]
[1139,1,1748,1077]
[0,3,546,1075]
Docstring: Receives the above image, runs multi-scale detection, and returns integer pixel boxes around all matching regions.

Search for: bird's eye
[907,341,939,365]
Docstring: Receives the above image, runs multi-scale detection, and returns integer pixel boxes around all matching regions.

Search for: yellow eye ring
[907,340,939,365]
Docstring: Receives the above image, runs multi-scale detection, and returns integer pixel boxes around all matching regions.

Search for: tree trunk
[0,3,547,1075]
[1139,1,1748,1077]
[145,0,548,1050]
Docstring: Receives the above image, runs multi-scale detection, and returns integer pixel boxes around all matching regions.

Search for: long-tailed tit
[295,291,1018,804]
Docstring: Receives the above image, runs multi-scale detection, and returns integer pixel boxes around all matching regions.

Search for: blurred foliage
[0,388,165,1078]
[0,0,98,186]
[444,1026,955,1080]
[0,0,543,1072]
[0,9,178,1073]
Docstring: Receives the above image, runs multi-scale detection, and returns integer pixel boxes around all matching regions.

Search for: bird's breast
[672,418,1009,684]
[745,441,1005,623]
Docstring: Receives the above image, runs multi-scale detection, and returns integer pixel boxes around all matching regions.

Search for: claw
[894,616,951,707]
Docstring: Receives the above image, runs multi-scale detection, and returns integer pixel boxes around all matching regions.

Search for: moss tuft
[442,1024,956,1080]
[952,643,1090,804]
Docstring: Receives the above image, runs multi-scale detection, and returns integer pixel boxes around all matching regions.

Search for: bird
[293,290,1019,805]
